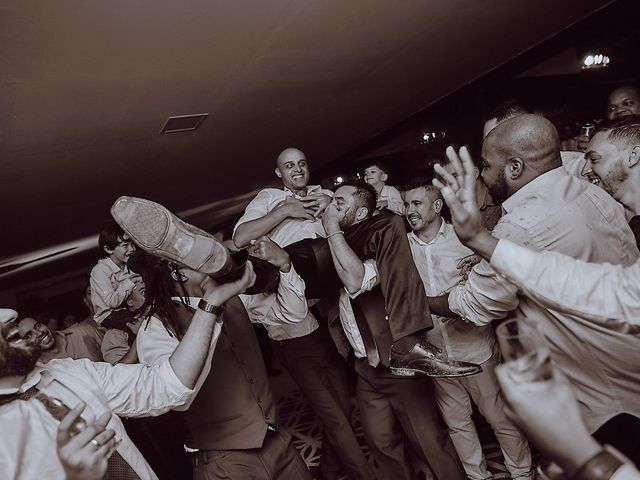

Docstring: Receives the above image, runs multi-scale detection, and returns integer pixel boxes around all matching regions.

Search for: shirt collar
[501,167,566,214]
[408,219,449,246]
[103,257,128,274]
[0,366,45,396]
[283,185,322,197]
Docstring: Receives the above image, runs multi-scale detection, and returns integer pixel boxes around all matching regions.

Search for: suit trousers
[271,328,374,480]
[191,429,311,480]
[355,358,466,480]
[434,355,533,479]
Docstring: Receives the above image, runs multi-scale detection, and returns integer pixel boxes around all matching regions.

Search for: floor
[270,359,513,480]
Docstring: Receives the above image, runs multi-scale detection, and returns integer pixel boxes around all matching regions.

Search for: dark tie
[0,387,140,479]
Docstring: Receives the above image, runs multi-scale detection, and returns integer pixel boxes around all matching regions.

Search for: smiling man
[233,147,333,249]
[17,316,103,363]
[582,116,640,246]
[606,84,640,121]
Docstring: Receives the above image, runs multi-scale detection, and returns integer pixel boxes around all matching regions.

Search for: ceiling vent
[160,113,208,134]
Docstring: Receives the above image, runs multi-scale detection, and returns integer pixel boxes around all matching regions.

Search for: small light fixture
[581,53,610,70]
[333,176,344,186]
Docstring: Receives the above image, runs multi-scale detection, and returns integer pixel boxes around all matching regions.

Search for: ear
[507,158,524,180]
[433,199,443,214]
[355,206,369,222]
[628,145,640,168]
[275,168,282,179]
[103,246,113,256]
[381,172,389,182]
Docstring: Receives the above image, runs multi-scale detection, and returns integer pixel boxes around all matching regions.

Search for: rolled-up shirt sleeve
[349,260,380,298]
[490,239,640,332]
[448,219,533,326]
[76,358,195,418]
[269,266,308,324]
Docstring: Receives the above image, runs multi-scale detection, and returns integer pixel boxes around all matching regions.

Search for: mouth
[407,215,421,225]
[291,174,305,181]
[6,327,25,346]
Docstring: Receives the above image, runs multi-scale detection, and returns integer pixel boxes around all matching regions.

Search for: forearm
[464,230,499,263]
[117,343,138,364]
[233,210,288,248]
[169,294,223,389]
[327,233,365,294]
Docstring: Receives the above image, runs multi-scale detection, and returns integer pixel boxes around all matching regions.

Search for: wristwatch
[197,299,225,316]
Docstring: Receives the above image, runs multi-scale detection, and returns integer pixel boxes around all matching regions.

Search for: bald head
[275,147,310,192]
[484,114,561,173]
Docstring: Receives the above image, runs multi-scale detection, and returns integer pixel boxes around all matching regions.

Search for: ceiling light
[581,53,610,70]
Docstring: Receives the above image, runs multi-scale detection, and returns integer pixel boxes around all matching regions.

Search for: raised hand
[248,236,292,272]
[57,404,118,480]
[203,261,256,305]
[321,203,342,234]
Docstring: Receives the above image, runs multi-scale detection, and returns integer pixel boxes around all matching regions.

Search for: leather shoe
[111,196,230,275]
[389,338,482,377]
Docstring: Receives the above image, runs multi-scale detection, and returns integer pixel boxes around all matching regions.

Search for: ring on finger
[90,439,100,448]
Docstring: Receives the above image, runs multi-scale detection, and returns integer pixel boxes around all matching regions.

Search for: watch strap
[197,299,225,316]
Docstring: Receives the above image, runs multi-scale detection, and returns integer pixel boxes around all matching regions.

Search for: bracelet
[326,230,344,239]
[197,299,226,316]
[573,448,624,480]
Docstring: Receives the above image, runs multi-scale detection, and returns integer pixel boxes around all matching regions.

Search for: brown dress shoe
[111,196,230,275]
[389,338,482,377]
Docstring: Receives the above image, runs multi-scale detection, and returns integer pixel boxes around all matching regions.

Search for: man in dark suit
[314,182,469,480]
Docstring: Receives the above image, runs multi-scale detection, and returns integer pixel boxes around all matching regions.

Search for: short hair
[342,181,377,217]
[363,161,390,176]
[98,222,126,254]
[482,100,533,125]
[403,177,442,202]
[593,115,640,149]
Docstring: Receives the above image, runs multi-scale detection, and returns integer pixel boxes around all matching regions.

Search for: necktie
[0,387,140,479]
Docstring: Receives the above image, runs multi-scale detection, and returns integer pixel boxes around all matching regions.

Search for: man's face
[584,131,629,198]
[18,318,55,351]
[363,166,387,188]
[276,150,309,191]
[607,87,640,121]
[480,138,511,204]
[107,235,136,265]
[404,188,440,233]
[331,185,361,230]
[0,310,41,377]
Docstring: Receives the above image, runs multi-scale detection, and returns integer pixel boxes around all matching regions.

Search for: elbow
[232,230,251,249]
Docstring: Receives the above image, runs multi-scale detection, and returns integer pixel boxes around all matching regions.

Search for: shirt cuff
[279,265,306,296]
[162,359,196,403]
[489,239,536,285]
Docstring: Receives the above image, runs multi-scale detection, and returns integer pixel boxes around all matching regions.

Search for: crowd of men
[1,82,640,480]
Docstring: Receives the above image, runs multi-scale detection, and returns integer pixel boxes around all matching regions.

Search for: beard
[485,169,510,205]
[0,341,40,377]
[338,208,358,231]
[600,160,628,197]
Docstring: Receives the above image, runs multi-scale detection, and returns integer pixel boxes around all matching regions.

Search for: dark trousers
[285,212,432,339]
[355,359,466,480]
[271,328,374,480]
[191,429,311,480]
[594,413,640,465]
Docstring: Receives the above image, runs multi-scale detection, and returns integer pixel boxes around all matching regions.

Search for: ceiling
[0,0,613,284]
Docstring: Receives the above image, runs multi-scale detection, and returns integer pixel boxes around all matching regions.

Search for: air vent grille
[160,113,208,134]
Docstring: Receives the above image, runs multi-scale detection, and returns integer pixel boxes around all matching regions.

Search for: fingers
[433,163,459,193]
[97,438,122,459]
[57,402,86,445]
[458,146,477,199]
[445,145,465,184]
[432,178,463,214]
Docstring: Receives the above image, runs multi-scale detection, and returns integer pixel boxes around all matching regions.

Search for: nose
[580,158,592,177]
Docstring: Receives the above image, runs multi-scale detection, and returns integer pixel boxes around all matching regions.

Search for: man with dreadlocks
[128,244,314,480]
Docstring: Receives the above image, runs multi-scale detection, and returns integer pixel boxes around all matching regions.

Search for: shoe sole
[111,196,229,274]
[390,365,483,378]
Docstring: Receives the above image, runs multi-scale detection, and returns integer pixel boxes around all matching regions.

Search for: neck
[415,218,442,244]
[370,182,384,194]
[0,374,28,391]
[289,186,308,196]
[615,182,639,220]
[110,257,126,270]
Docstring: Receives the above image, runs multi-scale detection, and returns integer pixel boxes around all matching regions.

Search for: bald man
[428,114,640,458]
[606,84,640,121]
[233,147,333,249]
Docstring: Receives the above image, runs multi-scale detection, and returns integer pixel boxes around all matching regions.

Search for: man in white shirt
[0,240,253,480]
[403,179,533,479]
[429,114,640,463]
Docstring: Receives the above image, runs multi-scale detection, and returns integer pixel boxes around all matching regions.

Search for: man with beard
[582,115,640,247]
[17,316,103,363]
[0,237,254,479]
[319,183,468,480]
[426,114,640,461]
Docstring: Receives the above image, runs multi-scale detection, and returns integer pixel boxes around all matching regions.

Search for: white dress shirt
[408,223,496,364]
[447,167,640,432]
[338,260,379,361]
[239,266,318,341]
[378,184,405,216]
[0,357,193,480]
[490,239,640,333]
[233,185,331,247]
